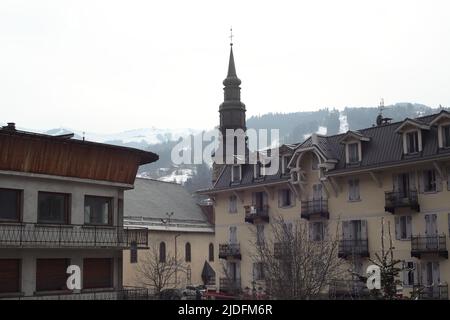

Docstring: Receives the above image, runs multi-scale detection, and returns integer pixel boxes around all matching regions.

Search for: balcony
[338,239,369,258]
[244,205,269,224]
[301,200,329,220]
[329,280,370,300]
[384,190,420,214]
[0,223,148,249]
[219,278,241,294]
[413,284,448,300]
[411,235,448,259]
[218,243,241,260]
[0,287,152,300]
[273,242,291,259]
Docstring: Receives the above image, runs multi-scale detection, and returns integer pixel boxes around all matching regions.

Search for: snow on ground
[339,111,349,133]
[157,168,194,185]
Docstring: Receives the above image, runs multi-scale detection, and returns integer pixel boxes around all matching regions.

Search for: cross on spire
[229,27,234,46]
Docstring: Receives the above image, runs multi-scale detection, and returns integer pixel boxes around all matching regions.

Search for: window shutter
[36,259,69,292]
[395,216,401,240]
[436,171,443,192]
[356,179,360,200]
[309,222,314,241]
[424,215,430,235]
[342,221,350,239]
[323,221,329,240]
[278,190,282,208]
[418,171,424,193]
[406,215,412,239]
[361,220,368,240]
[393,174,399,191]
[409,172,416,191]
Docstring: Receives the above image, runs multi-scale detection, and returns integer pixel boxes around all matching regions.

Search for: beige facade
[204,113,450,300]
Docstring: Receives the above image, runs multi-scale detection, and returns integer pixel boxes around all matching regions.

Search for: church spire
[223,46,241,86]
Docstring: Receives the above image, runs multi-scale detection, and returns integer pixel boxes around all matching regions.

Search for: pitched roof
[202,111,450,192]
[125,178,213,232]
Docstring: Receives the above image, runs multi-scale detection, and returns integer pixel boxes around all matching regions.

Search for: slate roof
[201,111,450,193]
[125,178,213,231]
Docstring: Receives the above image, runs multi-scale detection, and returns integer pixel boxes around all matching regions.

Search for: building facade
[0,124,157,299]
[200,45,450,300]
[123,178,215,292]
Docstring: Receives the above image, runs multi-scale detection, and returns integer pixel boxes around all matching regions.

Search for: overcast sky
[1,0,450,133]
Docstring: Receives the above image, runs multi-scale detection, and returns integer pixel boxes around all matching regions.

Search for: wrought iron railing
[1,287,152,300]
[218,243,241,259]
[413,284,448,300]
[244,205,269,223]
[411,235,448,258]
[0,223,148,248]
[385,190,419,213]
[219,278,241,293]
[301,199,329,219]
[338,239,369,258]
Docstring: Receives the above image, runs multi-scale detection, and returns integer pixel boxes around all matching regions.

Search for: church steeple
[219,44,246,134]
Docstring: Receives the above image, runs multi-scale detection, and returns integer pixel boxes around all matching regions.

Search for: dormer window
[231,165,241,183]
[443,125,450,148]
[254,162,264,179]
[406,131,419,154]
[348,143,359,163]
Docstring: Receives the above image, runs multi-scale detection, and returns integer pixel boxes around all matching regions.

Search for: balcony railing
[329,280,370,299]
[0,287,152,300]
[244,205,269,224]
[384,190,420,214]
[218,243,241,260]
[338,239,369,258]
[413,284,448,300]
[301,199,329,220]
[219,278,241,294]
[411,235,448,259]
[0,223,148,249]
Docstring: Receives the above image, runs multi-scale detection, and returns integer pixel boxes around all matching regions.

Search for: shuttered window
[83,258,113,289]
[36,259,69,292]
[0,259,21,293]
[0,189,21,222]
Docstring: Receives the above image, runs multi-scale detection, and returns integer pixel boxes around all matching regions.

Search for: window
[406,131,419,154]
[253,262,265,281]
[443,125,450,148]
[348,143,359,163]
[0,259,21,294]
[228,195,237,213]
[256,225,265,245]
[424,169,437,192]
[130,241,138,264]
[311,153,319,170]
[395,215,412,240]
[402,261,417,287]
[83,258,113,289]
[310,221,324,241]
[159,242,166,263]
[0,188,21,222]
[348,178,360,201]
[36,259,69,292]
[84,196,112,225]
[231,165,241,183]
[185,242,191,262]
[278,189,293,208]
[282,156,290,175]
[208,243,214,262]
[38,192,69,224]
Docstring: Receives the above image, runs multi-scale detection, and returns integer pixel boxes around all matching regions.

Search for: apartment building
[123,178,215,292]
[199,43,450,299]
[0,124,158,299]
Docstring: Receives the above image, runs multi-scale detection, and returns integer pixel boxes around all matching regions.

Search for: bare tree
[251,217,345,300]
[135,244,186,296]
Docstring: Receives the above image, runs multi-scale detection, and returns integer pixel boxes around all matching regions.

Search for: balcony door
[425,214,438,249]
[227,261,240,281]
[252,192,267,211]
[421,262,440,297]
[394,172,415,198]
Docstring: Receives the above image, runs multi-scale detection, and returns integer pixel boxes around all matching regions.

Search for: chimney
[311,133,318,145]
[3,122,16,131]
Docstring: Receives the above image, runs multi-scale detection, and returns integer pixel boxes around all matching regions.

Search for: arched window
[185,242,191,262]
[208,243,214,262]
[159,242,166,263]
